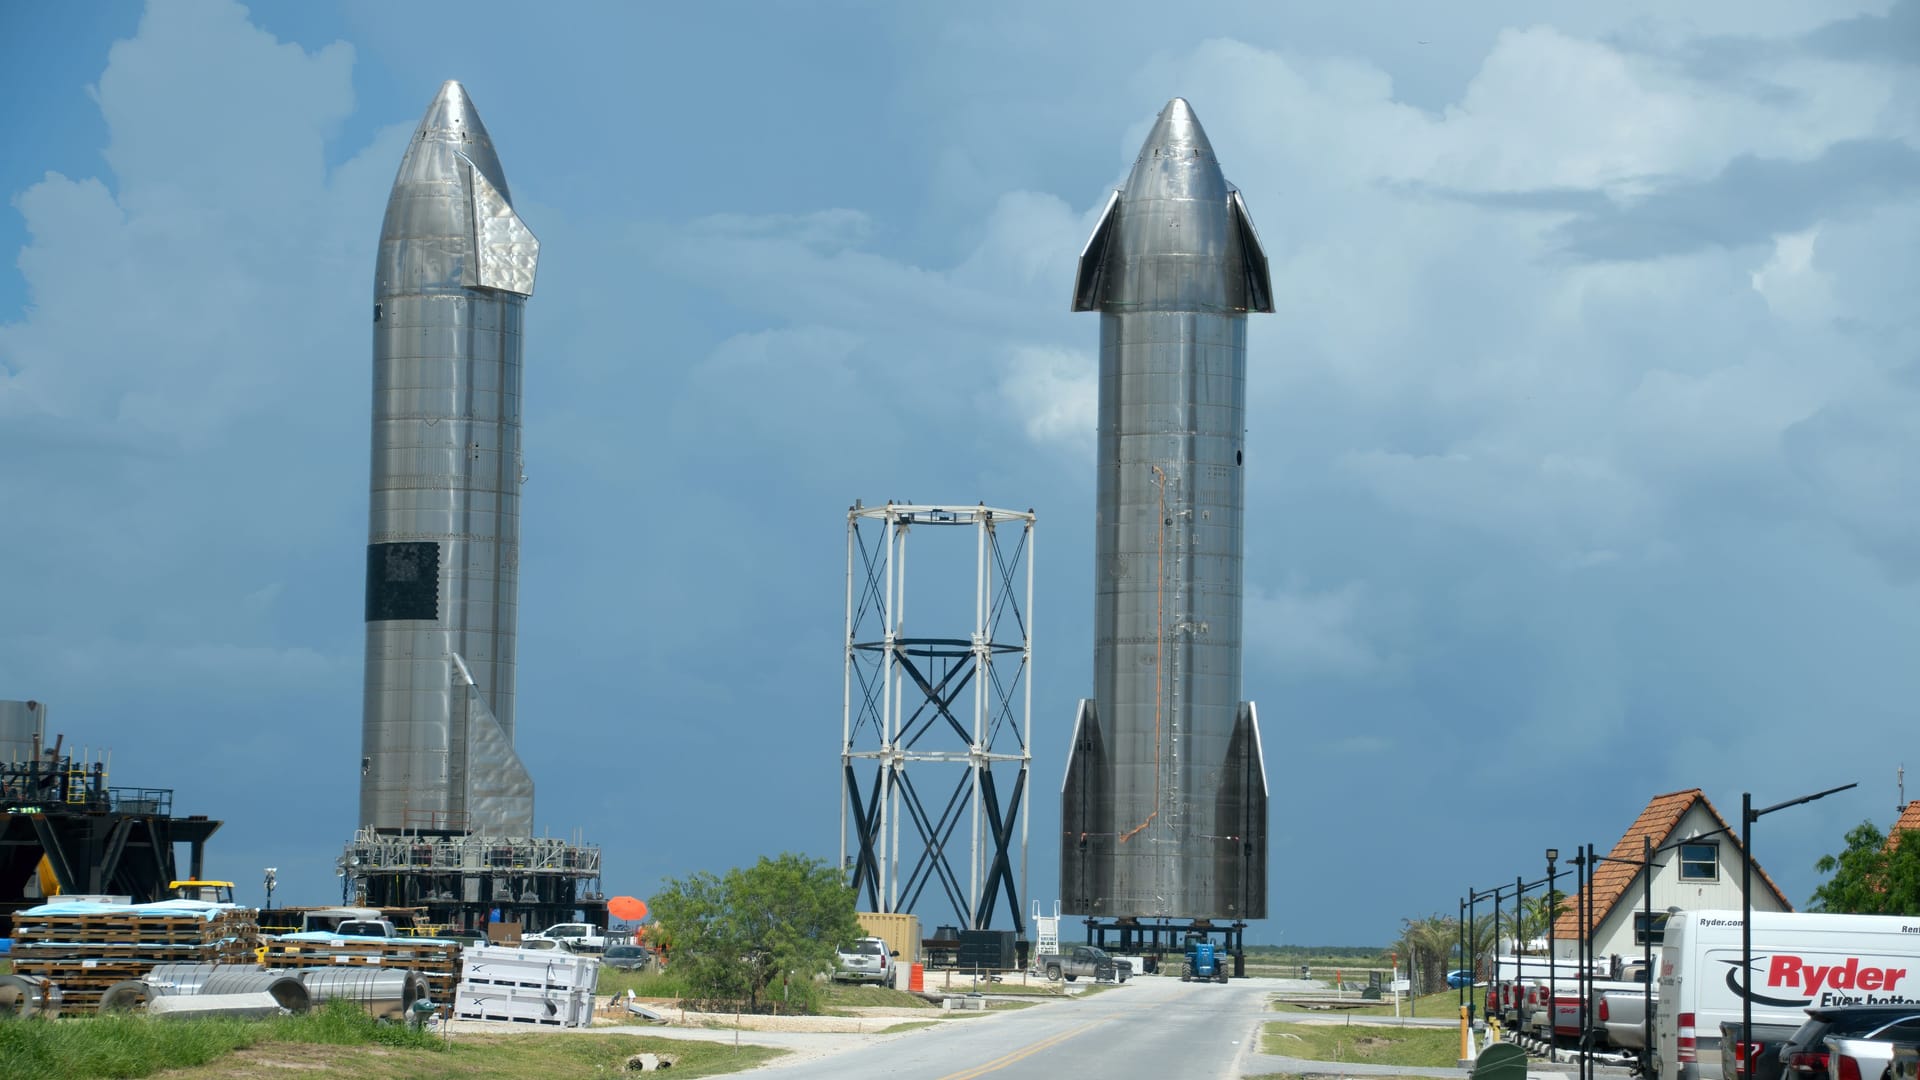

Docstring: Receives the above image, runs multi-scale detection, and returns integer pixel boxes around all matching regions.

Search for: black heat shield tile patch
[365,541,440,622]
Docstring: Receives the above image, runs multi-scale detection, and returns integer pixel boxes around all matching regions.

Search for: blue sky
[2,0,1916,945]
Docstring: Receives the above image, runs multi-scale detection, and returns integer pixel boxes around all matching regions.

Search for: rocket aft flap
[1059,99,1271,921]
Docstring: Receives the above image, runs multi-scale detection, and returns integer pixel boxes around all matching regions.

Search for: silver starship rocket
[1061,98,1272,921]
[359,80,538,836]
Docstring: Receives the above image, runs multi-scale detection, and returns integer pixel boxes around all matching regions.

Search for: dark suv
[1779,1006,1920,1080]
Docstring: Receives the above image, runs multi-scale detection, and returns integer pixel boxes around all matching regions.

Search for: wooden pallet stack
[7,907,261,1014]
[260,937,462,1006]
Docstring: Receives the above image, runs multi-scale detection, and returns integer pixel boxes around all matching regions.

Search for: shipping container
[857,912,921,965]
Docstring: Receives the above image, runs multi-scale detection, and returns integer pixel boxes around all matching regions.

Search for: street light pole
[1459,895,1468,1015]
[1468,887,1479,1024]
[1643,833,1654,1067]
[1546,847,1559,1052]
[1570,847,1587,1069]
[1584,842,1597,1080]
[1740,783,1857,1079]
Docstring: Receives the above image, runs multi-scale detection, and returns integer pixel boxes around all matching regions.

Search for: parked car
[1448,969,1475,989]
[601,944,652,972]
[834,937,893,983]
[1780,1007,1920,1080]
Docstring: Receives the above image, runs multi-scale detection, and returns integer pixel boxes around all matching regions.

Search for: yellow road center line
[935,1017,1110,1080]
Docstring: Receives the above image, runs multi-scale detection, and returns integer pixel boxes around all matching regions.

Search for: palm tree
[1512,891,1565,953]
[1395,913,1459,991]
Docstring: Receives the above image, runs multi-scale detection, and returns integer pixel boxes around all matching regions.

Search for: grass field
[1271,989,1462,1018]
[1261,1021,1462,1067]
[155,1032,782,1080]
[820,982,933,1012]
[0,1002,783,1080]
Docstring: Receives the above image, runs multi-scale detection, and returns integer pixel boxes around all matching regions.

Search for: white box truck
[1652,910,1920,1080]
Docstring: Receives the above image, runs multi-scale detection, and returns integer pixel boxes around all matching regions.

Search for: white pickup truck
[1599,984,1658,1053]
[1591,963,1657,1053]
[525,922,608,953]
[1829,1033,1920,1080]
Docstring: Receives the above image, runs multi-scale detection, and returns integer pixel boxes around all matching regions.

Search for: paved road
[729,975,1272,1079]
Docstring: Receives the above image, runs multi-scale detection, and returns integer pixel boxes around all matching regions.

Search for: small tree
[1809,821,1920,915]
[649,852,862,1013]
[1395,913,1459,990]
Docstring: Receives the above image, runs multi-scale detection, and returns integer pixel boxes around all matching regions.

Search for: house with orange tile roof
[1551,789,1793,971]
[1885,800,1920,852]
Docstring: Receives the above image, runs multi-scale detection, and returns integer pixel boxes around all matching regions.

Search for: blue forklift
[1180,934,1229,983]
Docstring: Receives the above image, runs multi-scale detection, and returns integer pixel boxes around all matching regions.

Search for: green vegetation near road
[1242,945,1392,975]
[821,982,933,1011]
[649,851,863,1015]
[1262,1021,1462,1067]
[598,965,692,998]
[0,1002,781,1080]
[1250,1074,1444,1080]
[1271,989,1463,1017]
[0,1001,435,1080]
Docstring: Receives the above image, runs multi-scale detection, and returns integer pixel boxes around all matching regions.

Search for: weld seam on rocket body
[1117,463,1168,846]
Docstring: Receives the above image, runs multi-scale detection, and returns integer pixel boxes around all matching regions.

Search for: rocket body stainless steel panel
[360,81,536,836]
[1062,99,1271,921]
[0,701,46,765]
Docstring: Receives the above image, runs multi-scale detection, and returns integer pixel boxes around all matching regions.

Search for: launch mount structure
[841,502,1033,934]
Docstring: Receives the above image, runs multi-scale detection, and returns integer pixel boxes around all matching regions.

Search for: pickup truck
[525,922,607,954]
[1599,984,1658,1054]
[1542,978,1645,1047]
[334,918,399,938]
[1036,945,1127,984]
[1717,1020,1798,1080]
[1829,1033,1920,1080]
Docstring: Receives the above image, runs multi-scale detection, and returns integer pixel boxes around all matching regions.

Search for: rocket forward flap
[1070,191,1121,312]
[466,162,539,296]
[1227,191,1274,314]
[453,654,534,835]
[1060,698,1113,912]
[1215,701,1270,919]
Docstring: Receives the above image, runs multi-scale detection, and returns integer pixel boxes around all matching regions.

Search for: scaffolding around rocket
[1060,99,1272,956]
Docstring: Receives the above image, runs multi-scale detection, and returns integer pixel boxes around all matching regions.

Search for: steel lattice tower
[841,502,1034,933]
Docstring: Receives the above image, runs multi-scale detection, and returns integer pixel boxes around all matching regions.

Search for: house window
[1634,911,1670,946]
[1679,842,1718,881]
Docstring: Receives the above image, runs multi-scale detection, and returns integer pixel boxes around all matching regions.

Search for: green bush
[649,852,861,1014]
